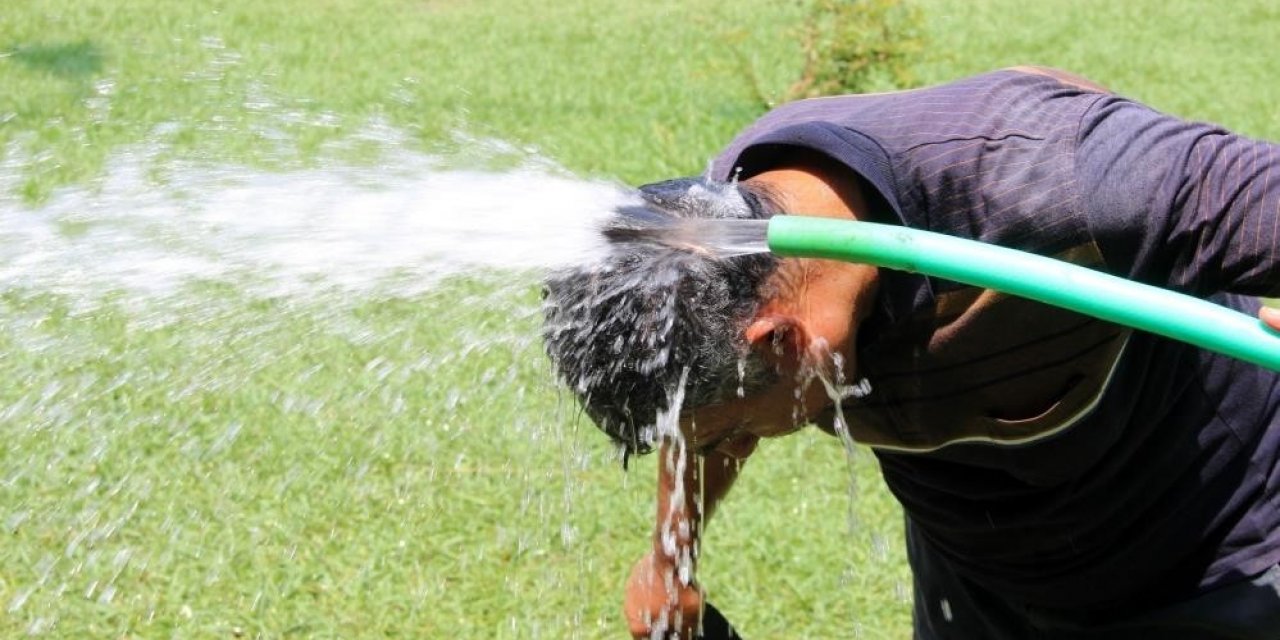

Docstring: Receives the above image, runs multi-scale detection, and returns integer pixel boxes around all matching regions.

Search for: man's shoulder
[1002,66,1112,94]
[730,67,1108,140]
[712,68,1109,183]
[766,67,1107,110]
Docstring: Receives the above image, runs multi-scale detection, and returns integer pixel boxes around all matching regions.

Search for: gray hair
[541,177,780,459]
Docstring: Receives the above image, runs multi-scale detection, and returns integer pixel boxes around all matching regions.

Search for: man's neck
[744,150,869,222]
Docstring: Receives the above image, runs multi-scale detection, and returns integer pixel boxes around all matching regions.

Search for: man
[542,67,1280,638]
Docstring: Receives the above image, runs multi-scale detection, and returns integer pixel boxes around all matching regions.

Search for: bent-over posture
[543,67,1280,639]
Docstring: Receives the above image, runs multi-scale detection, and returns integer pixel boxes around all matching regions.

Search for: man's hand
[1261,306,1280,333]
[624,550,703,639]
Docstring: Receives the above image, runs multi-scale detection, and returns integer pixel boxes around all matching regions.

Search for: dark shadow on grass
[5,40,104,80]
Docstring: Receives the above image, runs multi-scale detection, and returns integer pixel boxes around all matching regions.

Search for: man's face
[676,248,881,457]
[681,370,835,456]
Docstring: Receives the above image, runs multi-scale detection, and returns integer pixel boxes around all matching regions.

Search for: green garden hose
[766,216,1280,372]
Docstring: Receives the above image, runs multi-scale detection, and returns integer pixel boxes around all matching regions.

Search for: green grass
[2,1,1279,638]
[1,0,809,200]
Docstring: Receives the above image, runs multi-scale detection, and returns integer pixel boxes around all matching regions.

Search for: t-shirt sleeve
[1078,96,1280,297]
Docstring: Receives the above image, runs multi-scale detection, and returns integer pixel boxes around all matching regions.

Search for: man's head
[543,155,880,459]
[541,177,780,456]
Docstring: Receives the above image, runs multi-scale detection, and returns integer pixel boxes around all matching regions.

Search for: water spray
[765,216,1280,371]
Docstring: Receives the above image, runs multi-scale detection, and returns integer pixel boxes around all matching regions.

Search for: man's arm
[624,435,756,639]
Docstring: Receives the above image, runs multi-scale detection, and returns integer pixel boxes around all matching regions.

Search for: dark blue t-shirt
[711,68,1280,610]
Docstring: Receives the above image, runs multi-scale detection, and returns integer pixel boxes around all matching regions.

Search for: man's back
[712,68,1280,609]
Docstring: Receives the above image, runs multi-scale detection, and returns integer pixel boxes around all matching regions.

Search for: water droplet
[7,587,33,613]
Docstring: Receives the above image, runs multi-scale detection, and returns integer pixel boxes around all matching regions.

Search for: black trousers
[908,520,1280,640]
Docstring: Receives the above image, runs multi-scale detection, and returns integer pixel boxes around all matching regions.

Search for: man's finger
[1260,306,1280,333]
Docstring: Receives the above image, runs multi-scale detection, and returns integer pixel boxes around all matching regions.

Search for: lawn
[1,1,1277,638]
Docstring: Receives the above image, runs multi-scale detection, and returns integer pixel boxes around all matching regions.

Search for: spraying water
[603,217,770,259]
[0,145,637,306]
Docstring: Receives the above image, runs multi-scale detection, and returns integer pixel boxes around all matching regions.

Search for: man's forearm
[651,436,752,579]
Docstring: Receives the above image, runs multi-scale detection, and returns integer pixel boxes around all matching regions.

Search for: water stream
[0,144,634,306]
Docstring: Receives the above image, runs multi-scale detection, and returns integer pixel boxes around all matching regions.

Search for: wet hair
[542,177,780,458]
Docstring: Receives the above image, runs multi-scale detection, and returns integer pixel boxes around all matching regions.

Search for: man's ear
[744,315,812,368]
